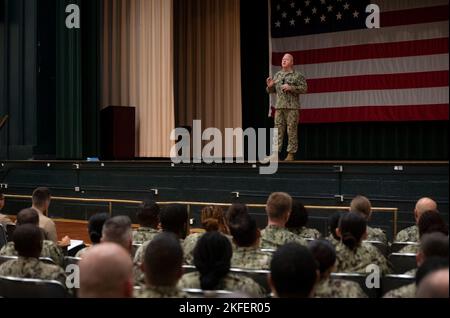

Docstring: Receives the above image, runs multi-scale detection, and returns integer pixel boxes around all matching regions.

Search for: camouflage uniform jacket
[395,225,419,243]
[0,257,67,287]
[314,277,367,298]
[0,240,64,267]
[132,227,160,244]
[260,225,307,249]
[335,242,391,275]
[231,246,271,270]
[326,235,340,248]
[383,283,416,298]
[178,272,265,297]
[367,226,388,245]
[134,285,188,298]
[267,70,308,109]
[288,227,321,240]
[183,233,234,265]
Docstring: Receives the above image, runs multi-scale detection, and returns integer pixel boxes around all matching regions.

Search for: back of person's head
[415,257,449,287]
[308,240,336,278]
[102,216,132,251]
[226,204,249,225]
[416,268,449,298]
[193,231,232,290]
[415,197,438,220]
[201,206,229,234]
[266,192,292,222]
[160,204,189,239]
[137,200,160,228]
[31,187,51,209]
[285,200,309,229]
[420,233,449,260]
[13,224,43,258]
[328,212,343,240]
[16,208,39,226]
[79,242,133,298]
[143,232,183,287]
[338,212,367,251]
[228,213,259,247]
[418,210,448,238]
[270,243,318,298]
[88,213,110,244]
[350,195,372,220]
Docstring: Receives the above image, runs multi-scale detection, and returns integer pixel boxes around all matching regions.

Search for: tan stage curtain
[102,0,175,158]
[174,0,242,136]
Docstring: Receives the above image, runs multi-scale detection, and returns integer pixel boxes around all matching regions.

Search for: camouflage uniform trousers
[0,240,64,267]
[0,257,67,288]
[178,272,266,297]
[274,109,299,154]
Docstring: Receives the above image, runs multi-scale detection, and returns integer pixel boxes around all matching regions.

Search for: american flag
[270,0,449,123]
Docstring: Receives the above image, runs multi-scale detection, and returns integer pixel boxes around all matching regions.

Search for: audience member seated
[384,257,449,298]
[132,200,161,244]
[269,242,318,298]
[31,187,58,243]
[76,213,110,258]
[228,211,271,270]
[0,191,13,226]
[335,212,391,274]
[101,216,133,253]
[308,239,366,298]
[326,212,343,247]
[416,268,449,298]
[0,224,67,287]
[135,232,187,298]
[395,197,437,242]
[0,208,64,267]
[404,232,449,276]
[350,195,387,244]
[399,210,448,254]
[178,231,264,297]
[286,200,321,240]
[183,205,230,264]
[78,242,133,298]
[260,192,306,249]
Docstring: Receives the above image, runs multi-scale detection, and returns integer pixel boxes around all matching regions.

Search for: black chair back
[388,253,417,274]
[0,276,68,298]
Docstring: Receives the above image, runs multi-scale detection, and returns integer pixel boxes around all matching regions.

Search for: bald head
[416,269,449,298]
[79,243,133,298]
[415,198,438,223]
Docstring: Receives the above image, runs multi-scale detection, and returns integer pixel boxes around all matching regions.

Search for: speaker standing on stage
[266,54,307,161]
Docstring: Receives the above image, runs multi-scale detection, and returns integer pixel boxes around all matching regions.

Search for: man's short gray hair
[102,216,132,249]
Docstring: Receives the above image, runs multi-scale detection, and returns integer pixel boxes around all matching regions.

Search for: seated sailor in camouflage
[261,193,307,249]
[0,224,67,287]
[135,233,187,298]
[179,232,265,297]
[132,200,161,244]
[286,200,321,240]
[228,212,271,270]
[309,240,367,298]
[335,212,391,275]
[79,242,134,298]
[266,54,307,161]
[395,197,438,242]
[398,210,448,254]
[384,256,448,298]
[75,213,110,258]
[350,195,387,244]
[134,205,189,285]
[183,205,230,265]
[269,243,318,298]
[0,208,64,267]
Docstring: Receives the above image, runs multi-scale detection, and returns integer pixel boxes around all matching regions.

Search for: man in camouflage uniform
[261,193,307,249]
[395,197,437,242]
[79,242,133,298]
[132,200,161,244]
[135,233,187,298]
[0,224,67,287]
[350,195,387,244]
[0,208,64,267]
[267,54,308,161]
